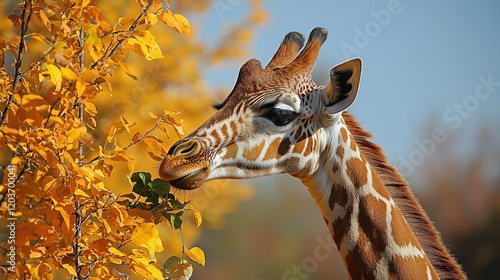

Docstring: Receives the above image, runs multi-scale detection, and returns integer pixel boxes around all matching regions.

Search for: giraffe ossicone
[159,27,466,280]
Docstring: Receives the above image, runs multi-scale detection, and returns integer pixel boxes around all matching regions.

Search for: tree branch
[0,0,33,127]
[77,27,85,167]
[84,115,165,166]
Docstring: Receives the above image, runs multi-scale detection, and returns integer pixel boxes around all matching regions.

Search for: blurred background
[3,0,499,279]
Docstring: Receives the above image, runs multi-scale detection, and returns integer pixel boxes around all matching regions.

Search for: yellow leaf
[174,14,190,36]
[144,135,166,161]
[21,94,47,107]
[82,0,91,8]
[132,132,142,144]
[76,80,86,97]
[102,219,111,234]
[30,250,44,258]
[125,30,163,60]
[108,247,126,257]
[29,33,51,45]
[98,145,105,157]
[55,205,71,229]
[148,112,158,119]
[47,64,62,91]
[88,117,97,129]
[192,207,202,228]
[37,10,51,31]
[110,150,134,173]
[118,16,135,27]
[131,223,164,254]
[60,67,77,81]
[120,116,133,134]
[65,123,86,142]
[62,263,77,277]
[118,61,137,80]
[146,263,164,280]
[73,188,90,198]
[80,68,100,83]
[108,255,123,265]
[37,263,53,280]
[171,260,193,280]
[161,12,191,36]
[184,246,205,266]
[11,156,23,165]
[0,126,27,136]
[114,45,127,61]
[85,25,103,53]
[145,13,158,26]
[83,101,97,116]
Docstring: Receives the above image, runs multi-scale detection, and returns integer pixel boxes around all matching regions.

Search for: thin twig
[84,117,165,166]
[89,1,153,69]
[43,98,61,127]
[21,44,55,77]
[0,0,32,127]
[77,28,84,167]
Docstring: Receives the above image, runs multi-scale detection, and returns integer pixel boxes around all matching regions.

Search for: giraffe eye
[264,108,299,126]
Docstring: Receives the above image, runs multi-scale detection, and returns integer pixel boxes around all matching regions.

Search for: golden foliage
[0,0,265,279]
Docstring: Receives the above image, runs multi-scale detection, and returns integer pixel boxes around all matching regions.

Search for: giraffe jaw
[159,155,209,190]
[165,168,208,190]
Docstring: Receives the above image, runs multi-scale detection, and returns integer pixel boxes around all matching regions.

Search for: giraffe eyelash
[210,87,230,110]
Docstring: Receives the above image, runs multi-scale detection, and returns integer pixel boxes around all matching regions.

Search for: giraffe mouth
[168,168,207,190]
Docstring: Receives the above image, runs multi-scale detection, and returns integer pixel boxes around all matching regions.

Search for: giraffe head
[159,27,362,190]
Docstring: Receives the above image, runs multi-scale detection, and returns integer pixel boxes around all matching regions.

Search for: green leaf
[170,199,186,210]
[131,172,152,186]
[131,172,154,196]
[167,212,183,229]
[163,255,181,271]
[145,193,159,205]
[152,178,170,196]
[132,182,148,196]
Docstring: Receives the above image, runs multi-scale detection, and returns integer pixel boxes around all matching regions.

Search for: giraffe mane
[342,111,466,280]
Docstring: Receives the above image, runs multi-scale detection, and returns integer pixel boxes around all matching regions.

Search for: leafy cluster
[0,0,202,279]
[0,0,266,278]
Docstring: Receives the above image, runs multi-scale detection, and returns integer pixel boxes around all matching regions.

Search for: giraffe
[159,27,466,279]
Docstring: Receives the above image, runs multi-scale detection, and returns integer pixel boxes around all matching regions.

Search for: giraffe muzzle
[160,138,209,189]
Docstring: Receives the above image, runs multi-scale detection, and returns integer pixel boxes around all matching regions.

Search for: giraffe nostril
[168,139,200,157]
[167,142,180,155]
[179,143,195,155]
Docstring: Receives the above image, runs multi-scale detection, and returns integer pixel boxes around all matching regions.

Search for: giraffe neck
[298,116,439,279]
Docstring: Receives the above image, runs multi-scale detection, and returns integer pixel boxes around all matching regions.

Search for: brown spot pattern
[264,138,281,160]
[243,141,265,161]
[340,127,348,143]
[293,139,305,155]
[389,255,431,279]
[358,194,389,255]
[278,137,291,155]
[345,231,378,279]
[329,183,348,210]
[336,145,344,159]
[349,135,357,152]
[222,144,238,160]
[221,124,229,139]
[346,157,368,187]
[391,206,421,248]
[332,164,339,174]
[370,168,391,200]
[332,205,352,247]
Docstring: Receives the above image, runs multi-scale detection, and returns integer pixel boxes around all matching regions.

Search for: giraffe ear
[323,58,362,114]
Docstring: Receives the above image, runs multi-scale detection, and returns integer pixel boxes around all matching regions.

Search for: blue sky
[195,0,500,177]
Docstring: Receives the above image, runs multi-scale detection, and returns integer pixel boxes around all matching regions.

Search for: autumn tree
[0,0,265,279]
